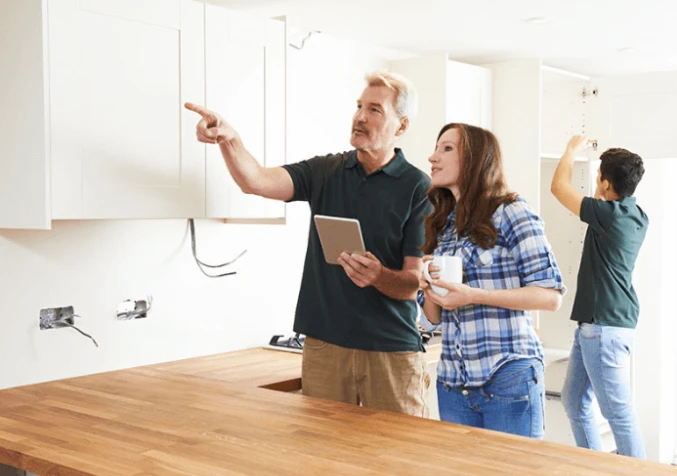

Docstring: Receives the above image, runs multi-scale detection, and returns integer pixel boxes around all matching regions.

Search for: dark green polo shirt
[282,149,430,351]
[571,196,649,328]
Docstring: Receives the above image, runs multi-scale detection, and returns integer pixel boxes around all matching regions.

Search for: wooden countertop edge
[1,345,673,475]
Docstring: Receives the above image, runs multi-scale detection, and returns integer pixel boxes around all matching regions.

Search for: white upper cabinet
[484,59,542,213]
[0,0,51,229]
[485,61,598,214]
[0,0,286,229]
[446,60,492,129]
[49,0,206,220]
[204,7,286,220]
[587,72,677,160]
[540,66,594,158]
[388,55,492,173]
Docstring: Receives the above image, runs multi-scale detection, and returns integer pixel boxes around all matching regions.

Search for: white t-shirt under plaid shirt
[418,197,565,388]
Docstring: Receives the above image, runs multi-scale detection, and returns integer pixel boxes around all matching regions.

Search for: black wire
[290,333,303,349]
[189,219,247,278]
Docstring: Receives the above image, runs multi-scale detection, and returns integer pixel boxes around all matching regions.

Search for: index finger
[184,102,212,117]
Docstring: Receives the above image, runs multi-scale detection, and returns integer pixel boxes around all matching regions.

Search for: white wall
[0,30,406,389]
[632,158,677,463]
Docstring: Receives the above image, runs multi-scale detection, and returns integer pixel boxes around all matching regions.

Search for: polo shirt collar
[344,148,408,178]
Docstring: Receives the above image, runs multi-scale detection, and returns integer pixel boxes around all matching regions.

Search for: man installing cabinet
[551,135,648,458]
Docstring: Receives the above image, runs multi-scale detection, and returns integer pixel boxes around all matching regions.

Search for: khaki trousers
[301,336,430,418]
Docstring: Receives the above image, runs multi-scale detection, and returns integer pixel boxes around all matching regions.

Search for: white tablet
[313,215,366,265]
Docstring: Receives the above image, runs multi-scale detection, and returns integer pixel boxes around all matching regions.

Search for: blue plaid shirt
[418,197,565,387]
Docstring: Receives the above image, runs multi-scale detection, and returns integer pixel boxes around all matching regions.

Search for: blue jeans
[437,358,545,438]
[561,323,646,458]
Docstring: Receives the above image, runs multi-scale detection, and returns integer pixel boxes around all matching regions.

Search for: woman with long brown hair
[418,123,564,438]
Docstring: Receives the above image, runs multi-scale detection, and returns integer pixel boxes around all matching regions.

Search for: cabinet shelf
[541,152,589,162]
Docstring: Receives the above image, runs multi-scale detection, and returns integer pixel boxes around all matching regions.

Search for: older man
[186,71,431,416]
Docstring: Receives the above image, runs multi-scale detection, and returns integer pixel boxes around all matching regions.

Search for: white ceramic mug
[423,255,463,296]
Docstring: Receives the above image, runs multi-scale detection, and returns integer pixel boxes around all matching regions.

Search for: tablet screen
[313,215,366,265]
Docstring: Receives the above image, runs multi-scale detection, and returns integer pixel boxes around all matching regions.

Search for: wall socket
[116,297,151,320]
[39,306,75,330]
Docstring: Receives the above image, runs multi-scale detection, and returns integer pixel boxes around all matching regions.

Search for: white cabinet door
[485,59,542,213]
[540,67,591,157]
[0,1,50,229]
[389,55,492,175]
[588,74,677,161]
[388,54,448,173]
[49,0,206,219]
[263,19,286,220]
[446,60,492,130]
[205,6,286,220]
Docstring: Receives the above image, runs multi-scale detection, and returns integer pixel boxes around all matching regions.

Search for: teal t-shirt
[571,196,648,328]
[282,149,430,351]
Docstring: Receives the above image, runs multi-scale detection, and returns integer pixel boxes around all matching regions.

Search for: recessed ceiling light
[617,46,638,53]
[525,17,550,25]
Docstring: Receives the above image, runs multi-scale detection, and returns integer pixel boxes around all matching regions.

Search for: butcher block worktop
[0,347,674,476]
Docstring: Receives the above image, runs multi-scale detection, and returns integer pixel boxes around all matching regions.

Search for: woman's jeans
[437,358,545,438]
[561,323,646,458]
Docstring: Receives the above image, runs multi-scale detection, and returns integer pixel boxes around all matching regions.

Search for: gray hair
[365,71,418,120]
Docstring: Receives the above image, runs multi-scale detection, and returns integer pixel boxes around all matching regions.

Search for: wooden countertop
[0,346,674,476]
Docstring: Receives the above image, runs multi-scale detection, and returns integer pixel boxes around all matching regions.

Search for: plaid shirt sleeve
[416,289,425,308]
[503,199,566,294]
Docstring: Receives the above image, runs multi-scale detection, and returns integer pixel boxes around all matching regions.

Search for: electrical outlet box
[39,306,75,330]
[117,297,150,320]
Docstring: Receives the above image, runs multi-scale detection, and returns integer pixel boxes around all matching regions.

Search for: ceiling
[211,0,677,77]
